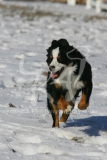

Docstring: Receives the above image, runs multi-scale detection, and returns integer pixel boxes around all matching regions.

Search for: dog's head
[46,39,74,79]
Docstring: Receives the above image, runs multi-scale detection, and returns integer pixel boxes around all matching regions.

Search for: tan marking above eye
[50,56,53,59]
[57,56,61,60]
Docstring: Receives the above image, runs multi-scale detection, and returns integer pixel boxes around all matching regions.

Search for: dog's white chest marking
[55,64,83,89]
[60,74,83,90]
[54,64,84,101]
[51,50,84,101]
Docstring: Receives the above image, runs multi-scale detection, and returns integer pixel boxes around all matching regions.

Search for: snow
[0,1,107,160]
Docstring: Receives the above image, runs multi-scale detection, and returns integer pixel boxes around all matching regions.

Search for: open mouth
[50,67,64,79]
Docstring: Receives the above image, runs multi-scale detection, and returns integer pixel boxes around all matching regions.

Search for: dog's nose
[49,66,55,71]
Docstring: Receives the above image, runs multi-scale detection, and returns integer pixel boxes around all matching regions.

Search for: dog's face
[47,39,72,79]
[46,39,72,79]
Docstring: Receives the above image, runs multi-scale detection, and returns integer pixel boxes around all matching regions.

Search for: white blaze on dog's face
[49,47,66,79]
[50,47,65,70]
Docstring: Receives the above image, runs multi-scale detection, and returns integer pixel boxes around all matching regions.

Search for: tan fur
[78,93,89,110]
[52,96,75,124]
[59,113,70,122]
[57,96,70,111]
[83,81,87,87]
[59,100,74,122]
[57,56,61,60]
[50,56,53,59]
[69,101,75,108]
[54,83,61,88]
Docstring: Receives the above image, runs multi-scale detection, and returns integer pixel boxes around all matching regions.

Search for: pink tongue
[51,73,58,79]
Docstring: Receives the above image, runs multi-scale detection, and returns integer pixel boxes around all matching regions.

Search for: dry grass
[1,3,106,21]
[9,103,16,108]
[0,3,70,20]
[42,72,48,76]
[84,15,107,22]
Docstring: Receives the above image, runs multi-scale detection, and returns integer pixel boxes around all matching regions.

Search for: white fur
[54,64,84,102]
[52,47,59,58]
[64,105,73,114]
[54,64,83,89]
[50,47,66,72]
[65,90,76,102]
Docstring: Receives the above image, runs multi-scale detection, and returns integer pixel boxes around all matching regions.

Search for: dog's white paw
[64,105,73,114]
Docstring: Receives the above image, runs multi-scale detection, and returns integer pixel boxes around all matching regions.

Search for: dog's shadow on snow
[65,116,107,136]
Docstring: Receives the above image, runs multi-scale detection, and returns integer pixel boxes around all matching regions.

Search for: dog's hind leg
[78,82,92,110]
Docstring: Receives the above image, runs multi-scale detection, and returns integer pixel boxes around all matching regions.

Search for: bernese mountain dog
[46,39,92,127]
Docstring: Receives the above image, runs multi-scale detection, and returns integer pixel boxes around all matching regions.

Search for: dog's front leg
[47,98,59,128]
[51,103,59,128]
[57,96,74,122]
[59,103,74,123]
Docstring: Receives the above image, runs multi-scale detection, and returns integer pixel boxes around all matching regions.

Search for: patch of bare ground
[42,72,48,76]
[0,3,70,20]
[84,15,107,22]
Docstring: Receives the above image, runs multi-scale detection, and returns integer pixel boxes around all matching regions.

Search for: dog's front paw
[64,105,73,114]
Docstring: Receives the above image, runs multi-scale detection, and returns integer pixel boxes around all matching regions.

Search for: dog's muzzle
[50,67,64,79]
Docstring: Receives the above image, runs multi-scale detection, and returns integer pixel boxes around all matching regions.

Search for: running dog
[46,39,92,127]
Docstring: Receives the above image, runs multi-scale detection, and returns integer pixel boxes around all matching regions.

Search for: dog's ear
[51,40,58,46]
[58,39,69,48]
[46,49,49,52]
[69,45,75,51]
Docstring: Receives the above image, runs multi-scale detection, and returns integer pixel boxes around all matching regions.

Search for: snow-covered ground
[0,1,107,160]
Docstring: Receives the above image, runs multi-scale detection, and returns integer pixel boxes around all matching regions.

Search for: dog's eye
[50,56,53,59]
[57,56,61,61]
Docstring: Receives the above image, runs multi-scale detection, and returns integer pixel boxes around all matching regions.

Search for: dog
[46,39,92,127]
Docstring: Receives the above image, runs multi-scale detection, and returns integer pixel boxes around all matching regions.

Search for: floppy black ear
[51,40,58,46]
[58,39,69,47]
[46,48,50,54]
